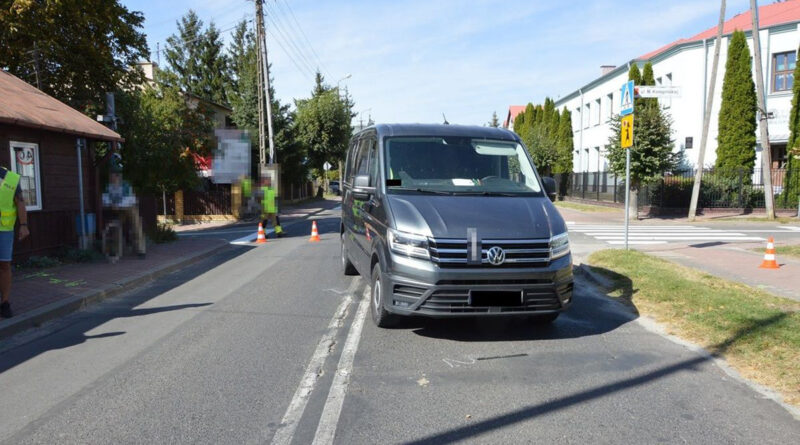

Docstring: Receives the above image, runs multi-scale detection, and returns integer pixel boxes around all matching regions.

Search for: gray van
[340,124,573,327]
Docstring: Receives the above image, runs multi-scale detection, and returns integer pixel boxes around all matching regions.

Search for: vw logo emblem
[487,246,505,266]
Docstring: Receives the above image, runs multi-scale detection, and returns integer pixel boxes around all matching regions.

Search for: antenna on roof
[442,113,449,125]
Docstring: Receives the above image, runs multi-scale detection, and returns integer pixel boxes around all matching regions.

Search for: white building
[556,1,800,174]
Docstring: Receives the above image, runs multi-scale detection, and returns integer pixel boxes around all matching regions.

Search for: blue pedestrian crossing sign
[620,80,635,116]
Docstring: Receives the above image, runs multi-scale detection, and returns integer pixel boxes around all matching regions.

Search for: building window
[594,98,601,126]
[9,141,42,211]
[664,73,672,108]
[772,51,796,92]
[606,93,614,120]
[584,103,590,129]
[573,107,580,132]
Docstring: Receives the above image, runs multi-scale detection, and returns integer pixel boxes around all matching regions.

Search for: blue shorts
[0,230,14,262]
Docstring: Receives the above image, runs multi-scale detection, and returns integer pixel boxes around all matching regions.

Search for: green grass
[749,245,800,260]
[774,245,800,259]
[587,249,800,407]
[711,216,798,224]
[554,200,621,213]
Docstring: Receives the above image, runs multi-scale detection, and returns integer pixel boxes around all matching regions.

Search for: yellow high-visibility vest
[0,169,20,231]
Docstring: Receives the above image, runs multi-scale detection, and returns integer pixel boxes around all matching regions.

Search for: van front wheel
[370,264,396,328]
[341,233,358,276]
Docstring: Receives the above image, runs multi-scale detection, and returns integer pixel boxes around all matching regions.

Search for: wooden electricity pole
[688,0,726,221]
[750,0,776,219]
[254,0,276,167]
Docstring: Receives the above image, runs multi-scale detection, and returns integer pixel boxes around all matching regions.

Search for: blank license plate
[469,290,523,307]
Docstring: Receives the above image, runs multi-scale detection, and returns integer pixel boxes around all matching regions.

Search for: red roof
[504,105,526,128]
[0,70,122,142]
[639,0,800,60]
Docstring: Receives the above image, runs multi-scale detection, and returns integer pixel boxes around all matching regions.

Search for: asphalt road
[0,206,798,444]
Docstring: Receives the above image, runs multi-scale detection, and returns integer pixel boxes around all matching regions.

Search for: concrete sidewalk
[557,203,800,301]
[644,241,800,301]
[0,237,230,340]
[174,197,341,234]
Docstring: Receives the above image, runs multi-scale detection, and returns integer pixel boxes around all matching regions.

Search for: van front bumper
[383,252,574,317]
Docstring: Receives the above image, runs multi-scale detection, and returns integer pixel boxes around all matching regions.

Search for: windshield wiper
[391,187,453,195]
[450,191,519,197]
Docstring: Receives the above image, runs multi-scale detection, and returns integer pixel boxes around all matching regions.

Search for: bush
[61,247,103,264]
[148,223,177,244]
[17,256,61,269]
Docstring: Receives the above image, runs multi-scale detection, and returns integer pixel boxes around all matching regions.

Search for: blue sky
[122,0,753,126]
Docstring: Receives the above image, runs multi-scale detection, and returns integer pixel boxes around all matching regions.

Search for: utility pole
[750,0,776,219]
[689,0,725,222]
[254,0,276,166]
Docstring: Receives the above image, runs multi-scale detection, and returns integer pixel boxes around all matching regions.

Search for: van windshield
[384,136,542,195]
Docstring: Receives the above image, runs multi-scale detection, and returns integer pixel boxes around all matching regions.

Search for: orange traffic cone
[309,221,321,242]
[759,237,779,269]
[256,222,267,244]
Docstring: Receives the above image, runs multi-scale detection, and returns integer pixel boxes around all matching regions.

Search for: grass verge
[587,249,800,407]
[751,245,800,260]
[555,200,621,213]
[711,216,797,224]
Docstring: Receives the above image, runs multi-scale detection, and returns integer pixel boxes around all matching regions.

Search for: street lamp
[337,73,352,90]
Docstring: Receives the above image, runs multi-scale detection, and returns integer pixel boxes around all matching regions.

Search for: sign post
[323,161,332,195]
[620,81,635,250]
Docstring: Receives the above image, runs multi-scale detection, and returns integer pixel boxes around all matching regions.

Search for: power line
[266,28,315,81]
[273,0,331,78]
[152,16,254,59]
[264,4,318,77]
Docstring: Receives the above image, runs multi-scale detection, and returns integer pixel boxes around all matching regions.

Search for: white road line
[177,228,255,237]
[607,240,668,245]
[311,288,371,445]
[779,225,800,231]
[269,283,358,445]
[230,229,274,245]
[595,236,763,241]
[565,221,576,225]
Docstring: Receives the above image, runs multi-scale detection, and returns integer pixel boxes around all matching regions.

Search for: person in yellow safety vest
[0,166,30,318]
[260,176,284,238]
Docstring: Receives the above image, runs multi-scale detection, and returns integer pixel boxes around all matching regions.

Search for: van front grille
[428,238,552,268]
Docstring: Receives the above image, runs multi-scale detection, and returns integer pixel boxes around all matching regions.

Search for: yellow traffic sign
[621,114,634,148]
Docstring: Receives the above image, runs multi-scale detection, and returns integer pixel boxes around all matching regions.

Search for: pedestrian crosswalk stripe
[568,223,766,245]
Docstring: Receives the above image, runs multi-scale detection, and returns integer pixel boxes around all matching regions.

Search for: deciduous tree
[0,0,148,112]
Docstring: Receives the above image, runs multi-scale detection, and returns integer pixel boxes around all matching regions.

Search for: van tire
[370,264,396,328]
[341,233,358,276]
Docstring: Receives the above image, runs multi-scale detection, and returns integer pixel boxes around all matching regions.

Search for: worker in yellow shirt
[260,175,284,238]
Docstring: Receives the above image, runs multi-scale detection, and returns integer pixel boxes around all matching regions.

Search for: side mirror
[542,177,557,202]
[352,175,373,200]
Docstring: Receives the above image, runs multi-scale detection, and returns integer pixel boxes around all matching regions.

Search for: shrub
[148,223,177,244]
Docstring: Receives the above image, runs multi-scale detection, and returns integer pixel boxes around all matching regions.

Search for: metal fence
[558,168,798,209]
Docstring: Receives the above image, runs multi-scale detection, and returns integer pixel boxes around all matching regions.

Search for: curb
[0,242,231,341]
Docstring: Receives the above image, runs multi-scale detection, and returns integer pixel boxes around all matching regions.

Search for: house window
[9,141,42,211]
[772,51,796,92]
[606,93,614,120]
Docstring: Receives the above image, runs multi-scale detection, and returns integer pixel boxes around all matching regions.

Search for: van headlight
[550,232,570,259]
[388,229,430,260]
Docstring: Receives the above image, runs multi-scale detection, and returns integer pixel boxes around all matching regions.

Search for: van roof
[356,123,519,141]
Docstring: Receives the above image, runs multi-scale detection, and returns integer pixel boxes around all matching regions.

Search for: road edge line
[269,279,358,445]
[311,288,371,445]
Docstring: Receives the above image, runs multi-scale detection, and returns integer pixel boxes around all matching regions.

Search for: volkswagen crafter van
[340,124,573,327]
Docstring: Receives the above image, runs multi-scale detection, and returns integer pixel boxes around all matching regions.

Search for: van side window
[367,139,379,186]
[355,138,371,177]
[346,139,360,183]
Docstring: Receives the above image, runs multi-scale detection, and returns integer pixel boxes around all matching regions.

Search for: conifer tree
[715,30,757,179]
[781,45,800,207]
